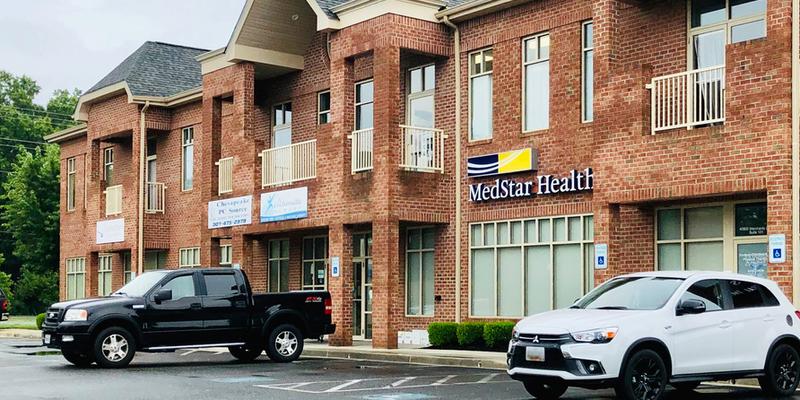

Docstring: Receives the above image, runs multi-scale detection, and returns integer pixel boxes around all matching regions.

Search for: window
[303,237,327,291]
[355,80,374,130]
[469,215,595,317]
[146,136,157,183]
[407,64,435,128]
[67,158,76,211]
[679,279,725,311]
[318,91,331,124]
[469,48,493,140]
[122,252,134,284]
[66,257,86,300]
[160,274,196,300]
[728,280,777,308]
[220,244,232,266]
[269,239,289,292]
[574,277,684,310]
[103,148,114,187]
[204,273,239,296]
[406,227,435,316]
[182,127,194,191]
[582,22,594,122]
[690,0,766,69]
[179,247,200,268]
[98,254,113,296]
[144,250,167,271]
[523,34,550,132]
[273,102,292,147]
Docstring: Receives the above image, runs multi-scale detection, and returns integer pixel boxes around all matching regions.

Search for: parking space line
[477,373,499,383]
[255,373,509,394]
[324,379,363,392]
[389,377,416,387]
[431,375,456,385]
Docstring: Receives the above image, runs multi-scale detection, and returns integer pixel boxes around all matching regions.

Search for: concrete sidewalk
[303,342,507,370]
[0,329,41,340]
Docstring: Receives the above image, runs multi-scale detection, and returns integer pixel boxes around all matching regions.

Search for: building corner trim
[138,101,150,275]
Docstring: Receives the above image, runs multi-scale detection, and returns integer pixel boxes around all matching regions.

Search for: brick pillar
[111,252,125,290]
[327,223,353,346]
[237,234,253,270]
[593,202,619,285]
[201,95,222,267]
[371,219,400,349]
[86,252,99,298]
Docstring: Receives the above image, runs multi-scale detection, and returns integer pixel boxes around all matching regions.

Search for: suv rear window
[728,280,779,309]
[204,273,239,296]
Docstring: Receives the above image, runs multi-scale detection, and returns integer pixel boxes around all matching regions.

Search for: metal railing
[648,65,725,134]
[349,128,374,174]
[260,140,317,187]
[216,157,233,195]
[145,182,165,213]
[104,184,123,216]
[399,125,447,173]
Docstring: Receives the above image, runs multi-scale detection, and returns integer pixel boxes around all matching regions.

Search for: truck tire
[92,327,136,368]
[266,323,303,363]
[62,350,93,367]
[229,345,262,362]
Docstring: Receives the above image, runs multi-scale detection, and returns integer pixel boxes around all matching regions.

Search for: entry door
[352,233,373,340]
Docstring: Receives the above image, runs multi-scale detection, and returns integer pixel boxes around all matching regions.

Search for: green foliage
[13,267,57,315]
[483,321,516,349]
[456,322,486,348]
[0,271,13,306]
[36,313,46,330]
[46,89,81,129]
[427,322,458,347]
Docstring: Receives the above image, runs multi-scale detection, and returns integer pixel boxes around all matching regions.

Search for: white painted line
[180,349,199,357]
[477,373,499,383]
[287,382,315,390]
[324,379,362,392]
[389,377,417,387]
[432,375,456,386]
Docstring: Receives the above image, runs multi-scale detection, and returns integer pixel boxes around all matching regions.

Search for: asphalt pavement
[0,338,797,400]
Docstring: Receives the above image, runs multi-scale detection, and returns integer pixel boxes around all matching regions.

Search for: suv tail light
[324,298,332,315]
[794,310,800,321]
[1,300,7,312]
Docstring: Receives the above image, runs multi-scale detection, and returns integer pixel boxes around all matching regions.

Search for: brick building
[46,0,800,349]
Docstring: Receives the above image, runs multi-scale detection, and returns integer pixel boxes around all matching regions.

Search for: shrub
[483,321,516,349]
[427,322,458,347]
[36,313,46,330]
[456,322,486,347]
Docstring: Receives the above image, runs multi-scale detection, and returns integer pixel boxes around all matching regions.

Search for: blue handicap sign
[774,249,782,259]
[597,256,605,266]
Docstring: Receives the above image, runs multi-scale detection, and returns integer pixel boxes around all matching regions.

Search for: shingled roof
[85,41,208,98]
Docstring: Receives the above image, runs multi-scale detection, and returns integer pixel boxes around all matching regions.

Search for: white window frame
[318,91,331,125]
[268,239,290,293]
[354,79,374,130]
[103,147,114,187]
[581,21,594,123]
[272,101,292,148]
[406,64,436,127]
[220,244,232,266]
[687,0,767,69]
[122,252,135,284]
[181,127,194,191]
[67,157,76,211]
[522,33,550,133]
[179,247,201,268]
[98,254,113,296]
[66,257,86,300]
[302,236,328,291]
[405,227,435,317]
[469,48,493,141]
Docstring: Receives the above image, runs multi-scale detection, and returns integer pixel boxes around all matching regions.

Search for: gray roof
[86,41,208,98]
[314,0,474,18]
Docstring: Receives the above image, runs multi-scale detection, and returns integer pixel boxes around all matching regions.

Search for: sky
[0,0,246,105]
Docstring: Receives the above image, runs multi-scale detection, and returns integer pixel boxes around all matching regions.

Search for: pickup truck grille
[45,308,61,324]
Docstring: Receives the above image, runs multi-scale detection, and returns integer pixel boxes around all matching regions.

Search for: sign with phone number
[208,195,253,229]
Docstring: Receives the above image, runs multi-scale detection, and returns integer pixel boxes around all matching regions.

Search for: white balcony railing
[400,125,447,173]
[145,182,165,213]
[648,65,725,134]
[260,140,317,187]
[349,128,373,174]
[216,157,233,195]
[104,184,123,216]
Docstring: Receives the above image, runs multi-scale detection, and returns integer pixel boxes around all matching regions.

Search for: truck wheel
[92,327,136,368]
[62,350,93,367]
[228,345,262,362]
[615,349,667,400]
[759,343,800,397]
[523,379,567,399]
[266,323,303,363]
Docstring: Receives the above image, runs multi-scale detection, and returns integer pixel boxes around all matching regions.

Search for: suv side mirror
[677,298,706,316]
[154,289,172,303]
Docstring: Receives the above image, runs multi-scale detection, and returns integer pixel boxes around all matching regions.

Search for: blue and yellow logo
[467,148,535,178]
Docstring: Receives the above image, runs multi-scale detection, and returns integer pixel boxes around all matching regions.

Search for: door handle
[190,303,202,310]
[719,320,732,329]
[764,315,775,322]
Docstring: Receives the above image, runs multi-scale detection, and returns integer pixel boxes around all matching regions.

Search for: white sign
[96,218,125,244]
[260,187,308,223]
[595,243,608,269]
[769,234,786,263]
[331,256,340,277]
[208,195,252,229]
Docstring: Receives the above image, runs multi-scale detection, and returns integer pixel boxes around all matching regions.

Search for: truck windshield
[113,271,169,297]
[572,277,685,310]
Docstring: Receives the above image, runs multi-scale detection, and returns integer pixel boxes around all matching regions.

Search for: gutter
[792,0,799,305]
[138,101,150,275]
[442,16,463,322]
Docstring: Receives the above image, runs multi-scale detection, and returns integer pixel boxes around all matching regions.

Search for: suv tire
[522,379,567,399]
[92,327,136,368]
[265,323,303,363]
[229,345,262,362]
[62,350,93,367]
[615,349,668,400]
[759,343,800,397]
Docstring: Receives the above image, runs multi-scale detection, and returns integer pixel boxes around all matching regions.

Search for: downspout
[442,16,462,322]
[792,0,799,306]
[138,101,150,275]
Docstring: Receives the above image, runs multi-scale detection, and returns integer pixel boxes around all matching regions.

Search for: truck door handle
[190,303,202,310]
[719,320,732,329]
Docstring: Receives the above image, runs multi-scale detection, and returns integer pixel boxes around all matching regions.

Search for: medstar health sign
[468,148,593,202]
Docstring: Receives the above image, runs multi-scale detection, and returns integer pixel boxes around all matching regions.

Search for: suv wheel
[265,323,303,363]
[616,349,667,400]
[93,327,135,368]
[759,343,800,397]
[228,345,262,362]
[62,350,93,367]
[522,379,567,399]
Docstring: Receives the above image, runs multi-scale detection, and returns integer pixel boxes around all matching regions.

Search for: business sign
[260,187,308,223]
[96,218,124,244]
[331,256,340,277]
[769,234,786,263]
[208,195,252,229]
[595,243,608,270]
[469,168,593,202]
[467,148,537,178]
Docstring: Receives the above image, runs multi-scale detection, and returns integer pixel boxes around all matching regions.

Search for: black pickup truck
[41,268,335,368]
[0,286,8,321]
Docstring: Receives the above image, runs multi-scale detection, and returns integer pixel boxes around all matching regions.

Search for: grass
[0,315,38,330]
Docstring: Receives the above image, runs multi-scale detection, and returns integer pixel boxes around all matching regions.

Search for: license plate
[43,334,51,345]
[525,346,545,362]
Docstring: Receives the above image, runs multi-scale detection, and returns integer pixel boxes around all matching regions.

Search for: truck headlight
[63,309,88,322]
[512,328,519,341]
[571,327,618,344]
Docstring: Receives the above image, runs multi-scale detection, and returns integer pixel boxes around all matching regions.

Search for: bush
[456,322,485,347]
[36,313,46,330]
[428,322,458,347]
[483,321,515,349]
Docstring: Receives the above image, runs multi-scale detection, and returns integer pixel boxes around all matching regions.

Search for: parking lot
[0,338,796,400]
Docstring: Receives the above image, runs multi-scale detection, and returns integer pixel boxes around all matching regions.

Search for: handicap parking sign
[597,256,605,266]
[594,244,608,270]
[774,249,782,259]
[769,234,786,263]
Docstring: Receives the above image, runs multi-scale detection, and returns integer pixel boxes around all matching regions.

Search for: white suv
[507,271,800,400]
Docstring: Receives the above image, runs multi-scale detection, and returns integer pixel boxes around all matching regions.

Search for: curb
[0,329,41,340]
[302,348,507,370]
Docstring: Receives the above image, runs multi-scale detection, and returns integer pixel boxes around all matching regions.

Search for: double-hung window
[182,127,194,191]
[406,227,435,316]
[582,22,594,122]
[66,257,86,300]
[408,64,435,128]
[318,91,331,124]
[523,34,550,132]
[355,80,374,130]
[302,237,327,291]
[273,102,292,148]
[98,254,113,296]
[268,239,289,292]
[67,157,76,211]
[469,49,493,140]
[103,148,114,187]
[122,252,134,284]
[179,247,200,268]
[220,244,232,266]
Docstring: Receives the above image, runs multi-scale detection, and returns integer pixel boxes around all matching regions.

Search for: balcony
[104,184,123,216]
[260,140,317,187]
[145,182,165,213]
[216,157,234,195]
[399,125,447,173]
[648,65,725,134]
[349,128,373,174]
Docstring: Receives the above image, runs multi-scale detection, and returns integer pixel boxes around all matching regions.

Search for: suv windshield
[572,277,685,310]
[113,271,169,297]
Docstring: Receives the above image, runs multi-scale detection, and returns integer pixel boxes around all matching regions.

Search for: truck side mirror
[676,298,706,316]
[154,289,172,303]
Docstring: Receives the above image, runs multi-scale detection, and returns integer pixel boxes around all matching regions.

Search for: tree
[46,89,81,129]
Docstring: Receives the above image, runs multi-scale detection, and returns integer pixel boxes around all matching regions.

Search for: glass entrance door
[352,233,373,340]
